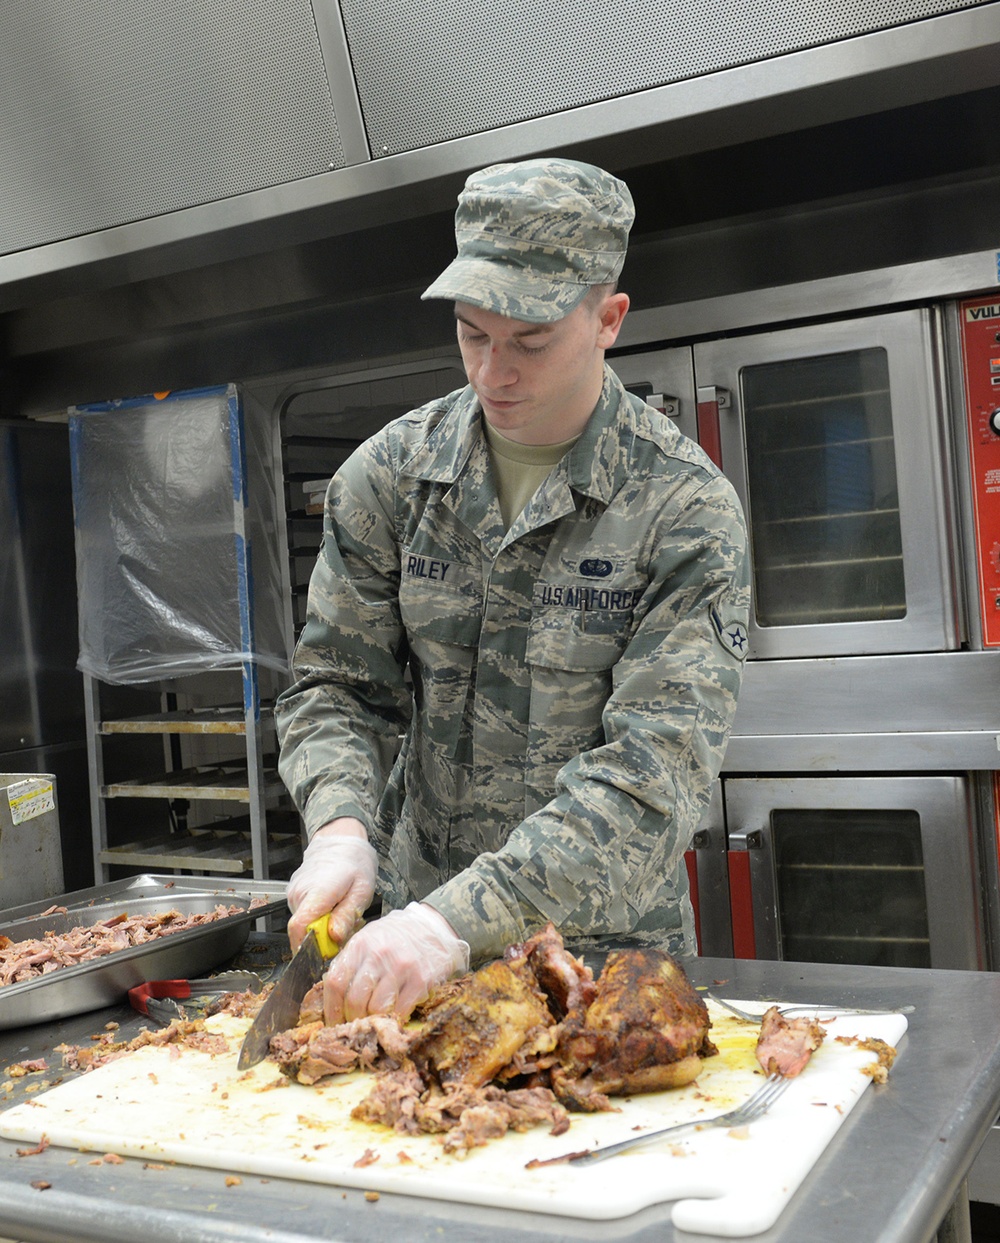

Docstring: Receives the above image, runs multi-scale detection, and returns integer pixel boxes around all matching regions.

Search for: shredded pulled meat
[264,923,716,1154]
[755,1006,826,1077]
[0,903,262,988]
[57,1018,228,1072]
[269,1015,413,1085]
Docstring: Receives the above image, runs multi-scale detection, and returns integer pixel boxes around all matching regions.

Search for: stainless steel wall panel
[2,6,999,310]
[725,651,1000,771]
[338,0,990,155]
[0,0,348,257]
[0,422,82,753]
[733,651,1000,735]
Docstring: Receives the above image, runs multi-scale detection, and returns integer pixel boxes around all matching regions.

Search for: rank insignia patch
[710,605,749,659]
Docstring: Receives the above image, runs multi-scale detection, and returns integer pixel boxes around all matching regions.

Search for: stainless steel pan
[0,873,286,1029]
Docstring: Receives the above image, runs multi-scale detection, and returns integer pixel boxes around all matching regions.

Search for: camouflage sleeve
[274,437,411,838]
[424,469,750,962]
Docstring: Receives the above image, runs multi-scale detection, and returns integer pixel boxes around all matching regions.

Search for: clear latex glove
[323,902,470,1025]
[286,833,378,952]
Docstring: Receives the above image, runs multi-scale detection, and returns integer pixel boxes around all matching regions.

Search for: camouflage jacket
[275,366,750,963]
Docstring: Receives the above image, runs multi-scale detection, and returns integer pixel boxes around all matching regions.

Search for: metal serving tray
[0,874,287,1030]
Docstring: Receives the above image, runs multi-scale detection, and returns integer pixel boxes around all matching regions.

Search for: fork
[707,993,915,1023]
[568,1073,790,1165]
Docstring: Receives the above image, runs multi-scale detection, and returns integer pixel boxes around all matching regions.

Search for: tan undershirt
[483,420,580,529]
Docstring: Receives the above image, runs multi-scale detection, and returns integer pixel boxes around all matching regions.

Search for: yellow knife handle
[307,915,339,959]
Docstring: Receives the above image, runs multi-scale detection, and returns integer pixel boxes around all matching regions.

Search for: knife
[237,916,339,1070]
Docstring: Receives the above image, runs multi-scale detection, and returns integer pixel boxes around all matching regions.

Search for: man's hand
[286,819,378,951]
[323,903,470,1024]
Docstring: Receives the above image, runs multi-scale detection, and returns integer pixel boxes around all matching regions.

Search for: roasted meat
[263,923,716,1153]
[410,958,556,1088]
[552,948,716,1109]
[504,923,597,1018]
[755,1005,825,1077]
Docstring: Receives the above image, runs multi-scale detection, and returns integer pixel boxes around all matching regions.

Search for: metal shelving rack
[83,680,301,881]
[71,384,299,884]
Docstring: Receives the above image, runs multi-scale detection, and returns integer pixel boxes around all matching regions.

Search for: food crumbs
[15,1135,49,1157]
[225,1176,242,1187]
[727,1125,751,1140]
[364,1191,380,1202]
[354,1149,380,1168]
[397,1151,413,1163]
[859,1039,897,1083]
[102,1153,124,1164]
[147,1073,158,1085]
[144,1163,166,1171]
[105,1022,119,1031]
[30,1180,51,1191]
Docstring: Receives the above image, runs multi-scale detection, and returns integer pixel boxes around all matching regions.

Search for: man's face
[454,292,628,446]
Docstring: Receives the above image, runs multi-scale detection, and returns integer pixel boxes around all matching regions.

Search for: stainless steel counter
[0,952,997,1243]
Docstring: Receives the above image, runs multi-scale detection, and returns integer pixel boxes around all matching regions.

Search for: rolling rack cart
[69,385,298,882]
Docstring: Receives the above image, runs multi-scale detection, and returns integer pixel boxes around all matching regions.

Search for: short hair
[583,281,619,310]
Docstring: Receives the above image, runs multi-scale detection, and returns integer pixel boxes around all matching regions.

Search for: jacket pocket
[526,605,630,673]
[399,576,481,759]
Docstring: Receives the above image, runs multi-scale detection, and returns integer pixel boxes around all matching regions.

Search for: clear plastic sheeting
[69,384,290,684]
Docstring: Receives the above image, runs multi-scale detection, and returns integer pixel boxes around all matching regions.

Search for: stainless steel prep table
[0,953,997,1243]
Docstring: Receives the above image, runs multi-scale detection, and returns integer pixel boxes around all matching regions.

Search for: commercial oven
[611,295,1000,978]
[718,775,981,969]
[618,308,960,661]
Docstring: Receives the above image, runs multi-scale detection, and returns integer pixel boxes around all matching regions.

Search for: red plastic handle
[727,851,757,959]
[696,395,723,470]
[127,979,192,1014]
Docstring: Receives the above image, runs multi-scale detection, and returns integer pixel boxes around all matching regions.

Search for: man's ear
[596,292,630,349]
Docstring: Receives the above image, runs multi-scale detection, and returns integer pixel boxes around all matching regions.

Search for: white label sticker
[7,779,55,826]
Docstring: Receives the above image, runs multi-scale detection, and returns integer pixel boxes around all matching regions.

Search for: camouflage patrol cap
[421,158,634,323]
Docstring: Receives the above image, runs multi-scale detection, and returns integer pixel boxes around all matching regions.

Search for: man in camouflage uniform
[276,158,750,1024]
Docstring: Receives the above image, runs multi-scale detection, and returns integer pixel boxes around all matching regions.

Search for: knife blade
[237,916,338,1070]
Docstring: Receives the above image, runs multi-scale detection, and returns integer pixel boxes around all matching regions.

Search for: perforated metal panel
[0,0,344,256]
[339,0,988,156]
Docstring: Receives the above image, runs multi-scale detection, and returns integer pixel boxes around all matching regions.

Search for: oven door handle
[727,828,762,960]
[695,385,730,470]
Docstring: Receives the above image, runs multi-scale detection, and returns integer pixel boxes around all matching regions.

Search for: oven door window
[741,348,905,629]
[772,807,930,968]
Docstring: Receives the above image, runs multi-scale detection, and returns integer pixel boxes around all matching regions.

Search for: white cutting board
[0,1001,906,1237]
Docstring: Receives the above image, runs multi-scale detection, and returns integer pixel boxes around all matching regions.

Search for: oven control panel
[960,295,1000,647]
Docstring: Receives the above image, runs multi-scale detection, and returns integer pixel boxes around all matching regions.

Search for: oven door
[694,309,960,659]
[723,775,981,970]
